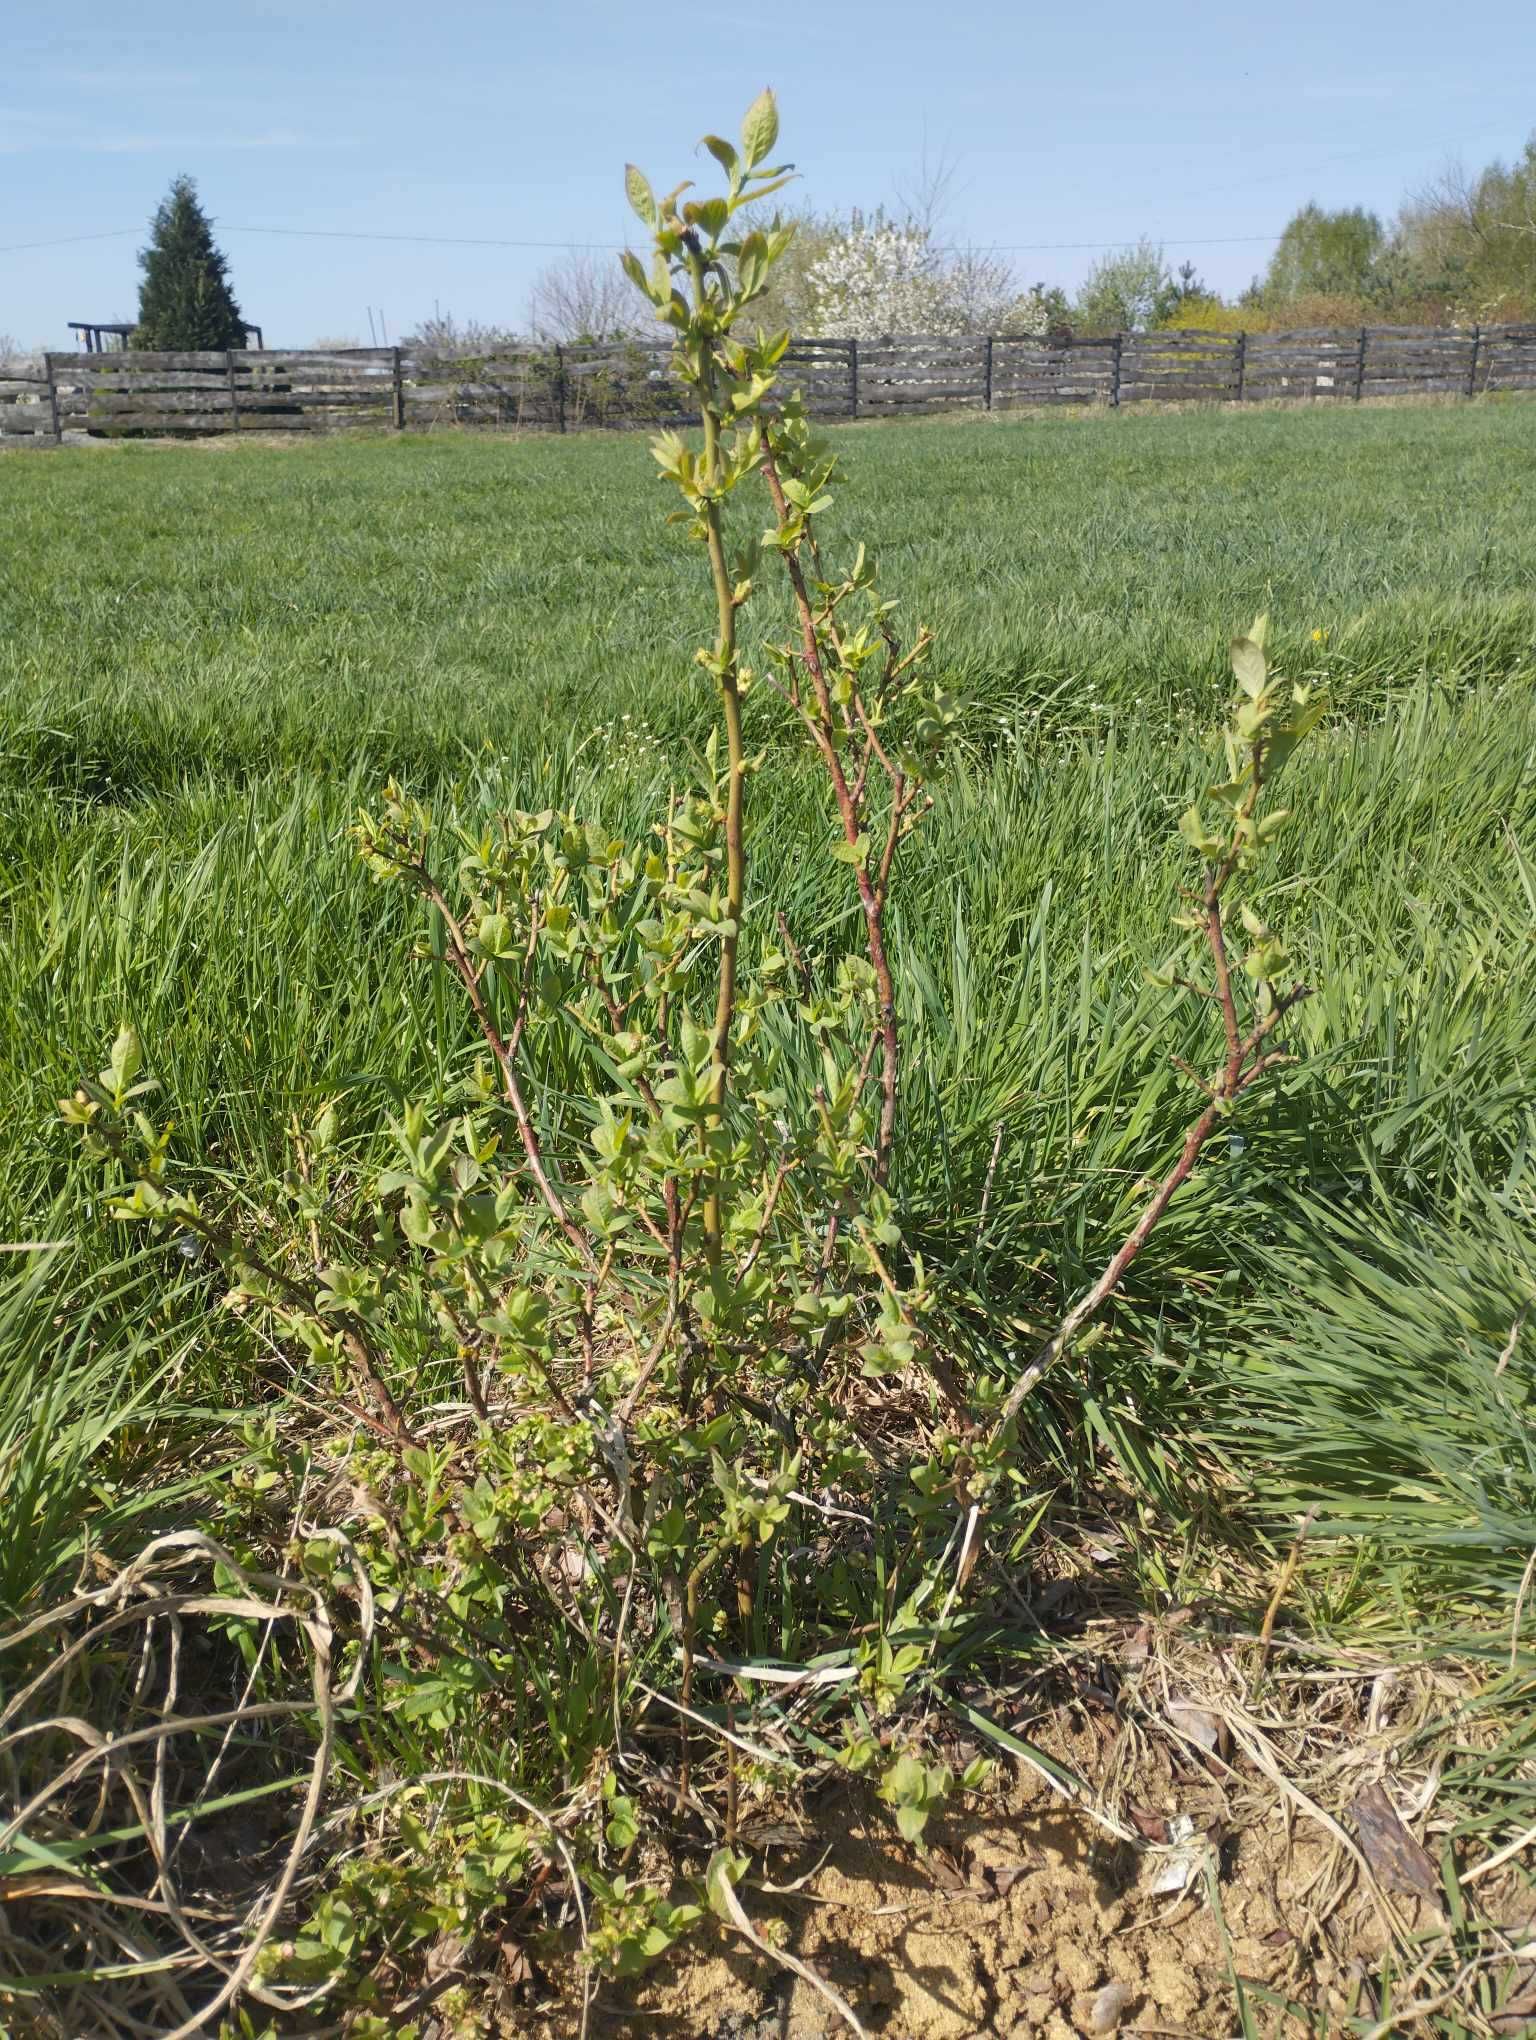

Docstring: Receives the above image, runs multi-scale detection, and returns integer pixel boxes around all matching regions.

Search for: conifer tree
[133,176,246,351]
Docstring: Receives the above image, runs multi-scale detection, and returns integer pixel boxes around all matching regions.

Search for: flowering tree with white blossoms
[802,211,1068,338]
[805,214,954,336]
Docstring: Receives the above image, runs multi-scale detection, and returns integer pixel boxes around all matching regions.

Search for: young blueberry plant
[61,102,1322,2032]
[63,91,973,2016]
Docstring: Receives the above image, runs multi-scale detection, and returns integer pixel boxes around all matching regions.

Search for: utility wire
[1,221,1290,256]
[4,123,1514,260]
[227,224,1290,252]
[0,227,142,253]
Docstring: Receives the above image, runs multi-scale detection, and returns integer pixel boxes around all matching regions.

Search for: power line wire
[0,227,140,253]
[226,224,1290,252]
[3,220,1290,257]
[232,225,629,250]
[3,123,1515,260]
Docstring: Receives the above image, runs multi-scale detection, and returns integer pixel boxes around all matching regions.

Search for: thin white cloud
[51,66,206,91]
[92,129,310,154]
[1302,81,1396,103]
[0,114,338,154]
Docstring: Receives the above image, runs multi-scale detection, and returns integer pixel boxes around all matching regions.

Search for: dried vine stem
[0,1531,372,2038]
[709,1854,870,2038]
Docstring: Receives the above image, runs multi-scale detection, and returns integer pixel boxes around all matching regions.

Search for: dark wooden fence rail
[5,323,1536,447]
[1,367,59,446]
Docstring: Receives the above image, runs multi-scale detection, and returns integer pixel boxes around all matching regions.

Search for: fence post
[849,337,859,419]
[42,353,61,442]
[983,335,994,411]
[1354,327,1368,401]
[225,349,241,432]
[554,344,567,433]
[1235,330,1247,403]
[1110,332,1123,408]
[391,346,405,429]
[1466,324,1481,400]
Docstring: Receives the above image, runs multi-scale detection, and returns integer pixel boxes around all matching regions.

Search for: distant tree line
[413,129,1534,356]
[1079,136,1536,337]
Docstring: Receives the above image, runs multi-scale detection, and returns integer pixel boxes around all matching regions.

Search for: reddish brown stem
[614,1299,679,1426]
[998,977,1309,1428]
[173,1207,416,1448]
[759,432,901,1183]
[997,729,1307,1429]
[505,898,542,1063]
[1203,880,1245,1083]
[414,867,595,1271]
[736,1160,793,1283]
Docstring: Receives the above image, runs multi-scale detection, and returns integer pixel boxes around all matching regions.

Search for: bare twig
[1258,1508,1320,1667]
[709,1860,871,2039]
[411,863,596,1271]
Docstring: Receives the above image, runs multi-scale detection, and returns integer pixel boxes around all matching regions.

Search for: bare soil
[581,1780,1352,2037]
[530,1666,1536,2040]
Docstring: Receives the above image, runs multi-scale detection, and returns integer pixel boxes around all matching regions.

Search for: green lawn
[4,400,1534,798]
[4,399,1534,1538]
[3,402,1534,2027]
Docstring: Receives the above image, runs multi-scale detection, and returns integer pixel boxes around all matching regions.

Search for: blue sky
[4,0,1533,347]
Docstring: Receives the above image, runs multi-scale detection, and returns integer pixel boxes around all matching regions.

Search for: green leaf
[105,1023,143,1097]
[739,88,779,170]
[883,1753,925,1801]
[1177,806,1222,859]
[704,1847,749,1921]
[686,195,729,239]
[740,174,795,208]
[620,249,657,304]
[702,134,739,180]
[1230,633,1268,698]
[895,1801,929,1844]
[625,163,657,227]
[604,1793,640,1851]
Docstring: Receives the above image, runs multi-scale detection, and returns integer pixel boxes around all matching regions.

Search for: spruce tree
[133,176,246,351]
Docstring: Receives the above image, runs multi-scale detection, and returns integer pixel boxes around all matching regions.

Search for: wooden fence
[5,323,1536,447]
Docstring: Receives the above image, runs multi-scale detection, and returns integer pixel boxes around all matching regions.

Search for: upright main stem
[690,250,745,1265]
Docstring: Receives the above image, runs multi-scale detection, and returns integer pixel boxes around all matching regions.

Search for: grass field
[4,400,1535,2031]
